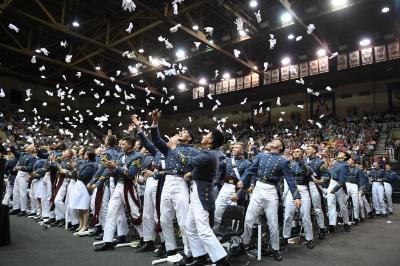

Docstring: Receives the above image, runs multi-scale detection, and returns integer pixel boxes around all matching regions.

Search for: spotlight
[178,83,186,90]
[95,65,101,71]
[281,57,291,65]
[359,38,371,47]
[280,12,293,23]
[239,30,247,36]
[139,79,144,83]
[317,49,326,57]
[331,0,347,7]
[223,72,230,79]
[199,78,207,85]
[151,57,160,66]
[192,25,199,31]
[175,49,186,59]
[253,65,258,70]
[249,0,258,8]
[72,20,80,27]
[138,48,144,53]
[288,34,295,40]
[209,40,214,44]
[381,7,390,13]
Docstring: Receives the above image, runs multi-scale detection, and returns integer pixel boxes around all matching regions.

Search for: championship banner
[388,41,400,60]
[374,45,387,62]
[349,50,360,68]
[299,62,309,77]
[309,60,319,75]
[271,69,280,83]
[236,77,244,90]
[337,54,348,70]
[361,47,373,65]
[263,71,271,85]
[208,83,215,95]
[251,73,259,87]
[229,79,236,92]
[289,65,299,79]
[222,80,229,93]
[280,66,289,81]
[318,56,329,73]
[216,82,222,94]
[244,75,251,89]
[198,86,204,98]
[192,88,198,99]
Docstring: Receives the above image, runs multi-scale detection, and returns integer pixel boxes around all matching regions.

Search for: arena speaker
[9,89,23,105]
[0,156,10,246]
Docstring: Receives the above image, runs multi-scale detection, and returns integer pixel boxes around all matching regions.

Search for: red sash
[49,174,65,211]
[123,181,142,225]
[92,185,105,225]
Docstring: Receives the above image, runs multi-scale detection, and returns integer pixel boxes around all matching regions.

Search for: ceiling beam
[35,0,57,24]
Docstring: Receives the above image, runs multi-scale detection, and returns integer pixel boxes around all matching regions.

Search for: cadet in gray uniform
[368,162,386,216]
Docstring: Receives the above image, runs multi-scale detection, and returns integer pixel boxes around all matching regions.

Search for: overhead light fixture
[317,48,327,57]
[223,72,230,79]
[199,78,207,85]
[192,25,199,31]
[381,6,390,13]
[139,79,144,83]
[72,20,80,27]
[280,12,293,24]
[138,48,144,53]
[209,39,214,44]
[175,49,186,59]
[249,0,258,8]
[359,38,371,47]
[281,57,291,65]
[95,65,101,71]
[253,65,258,70]
[331,0,347,8]
[239,30,247,37]
[288,34,295,40]
[150,57,160,66]
[178,83,186,90]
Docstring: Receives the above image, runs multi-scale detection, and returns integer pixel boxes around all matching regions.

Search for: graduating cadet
[368,162,386,216]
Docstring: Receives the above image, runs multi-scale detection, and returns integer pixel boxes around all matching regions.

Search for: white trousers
[12,171,30,211]
[346,182,359,220]
[65,180,79,225]
[327,179,349,225]
[214,183,237,229]
[103,182,142,242]
[2,178,13,206]
[384,182,393,213]
[186,182,227,262]
[242,182,280,250]
[42,173,54,218]
[359,193,371,219]
[54,179,69,220]
[283,185,313,241]
[309,181,325,229]
[29,179,39,214]
[143,176,164,242]
[372,182,386,215]
[90,186,111,228]
[160,175,191,256]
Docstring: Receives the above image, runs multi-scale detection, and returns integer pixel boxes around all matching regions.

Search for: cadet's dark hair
[211,129,225,149]
[57,142,66,150]
[106,135,118,147]
[86,149,96,161]
[121,136,136,147]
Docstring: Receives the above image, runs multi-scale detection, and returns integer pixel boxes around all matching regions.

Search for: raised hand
[152,109,161,124]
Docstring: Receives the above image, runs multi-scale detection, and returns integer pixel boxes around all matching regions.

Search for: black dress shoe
[51,220,60,226]
[57,219,65,227]
[343,224,350,232]
[88,226,102,237]
[174,255,192,266]
[165,249,177,257]
[230,244,245,257]
[135,240,155,253]
[368,212,374,219]
[9,209,20,215]
[389,212,393,215]
[68,224,79,231]
[328,225,336,234]
[186,255,207,266]
[272,250,283,261]
[306,240,314,249]
[17,211,27,217]
[382,213,388,217]
[215,257,230,266]
[360,218,365,223]
[154,242,167,258]
[94,242,114,252]
[95,233,104,241]
[113,235,127,244]
[354,219,360,226]
[318,228,326,240]
[44,218,55,225]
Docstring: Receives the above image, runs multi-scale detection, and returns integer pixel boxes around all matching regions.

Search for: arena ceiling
[0,0,399,114]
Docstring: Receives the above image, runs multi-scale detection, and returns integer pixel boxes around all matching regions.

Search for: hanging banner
[263,71,271,85]
[192,88,198,99]
[318,56,329,73]
[271,69,280,83]
[251,73,260,87]
[337,54,348,70]
[280,66,289,81]
[222,80,229,93]
[299,63,309,77]
[208,84,215,95]
[244,75,252,89]
[289,65,299,79]
[236,77,244,90]
[388,41,400,60]
[361,47,373,65]
[229,79,236,92]
[216,82,222,94]
[198,87,204,98]
[374,45,387,62]
[309,60,319,75]
[349,50,360,68]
